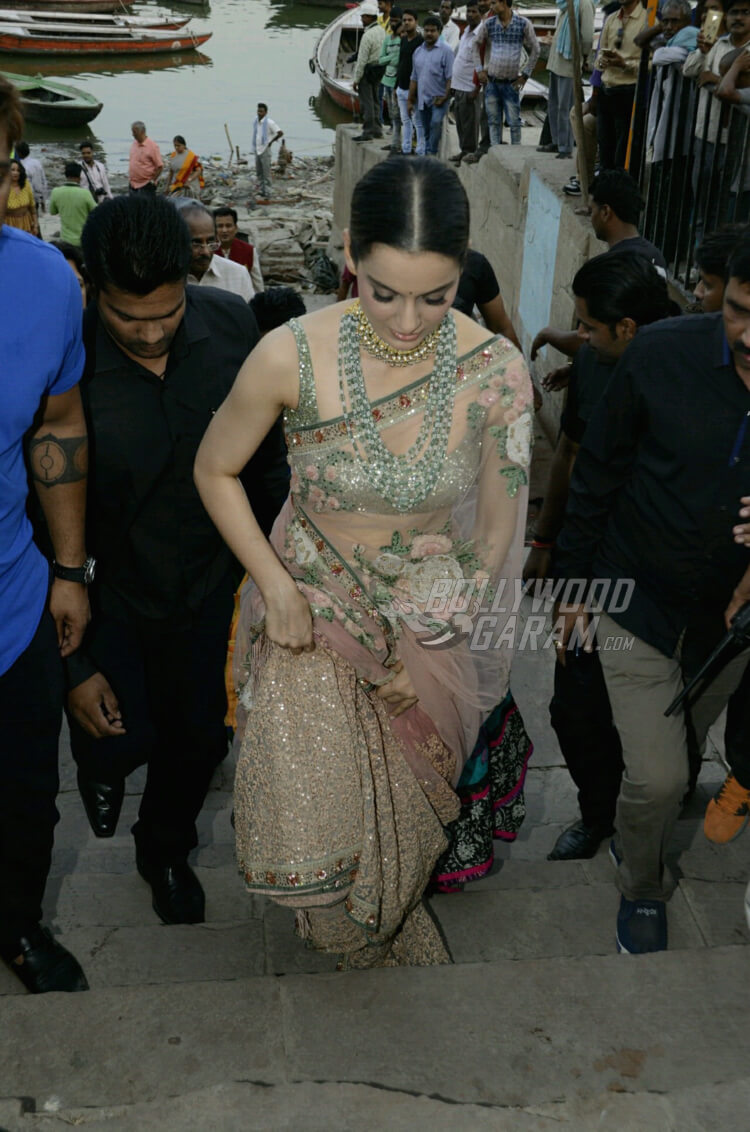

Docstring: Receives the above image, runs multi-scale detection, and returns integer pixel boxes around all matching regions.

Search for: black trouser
[69,577,234,863]
[597,84,636,171]
[454,89,479,155]
[725,661,750,790]
[0,608,63,950]
[549,650,624,832]
[128,182,156,195]
[359,76,383,138]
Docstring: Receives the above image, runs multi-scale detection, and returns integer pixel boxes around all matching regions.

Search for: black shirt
[559,344,615,445]
[612,235,667,274]
[397,33,424,90]
[79,286,288,625]
[452,250,500,319]
[555,313,750,657]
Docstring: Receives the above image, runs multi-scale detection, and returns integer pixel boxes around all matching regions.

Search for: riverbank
[38,147,337,289]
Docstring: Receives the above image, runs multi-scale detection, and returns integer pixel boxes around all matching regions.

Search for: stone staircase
[2,644,749,1131]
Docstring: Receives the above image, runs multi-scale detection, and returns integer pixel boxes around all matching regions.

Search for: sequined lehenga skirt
[233,638,461,967]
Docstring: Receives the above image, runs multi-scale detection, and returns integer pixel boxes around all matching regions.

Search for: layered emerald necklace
[337,303,457,512]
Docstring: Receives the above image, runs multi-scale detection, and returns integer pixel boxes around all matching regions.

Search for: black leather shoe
[136,854,205,925]
[547,818,614,861]
[77,770,125,838]
[1,925,88,994]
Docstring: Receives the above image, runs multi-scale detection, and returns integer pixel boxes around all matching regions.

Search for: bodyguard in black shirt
[67,196,289,925]
[529,254,673,867]
[555,238,750,956]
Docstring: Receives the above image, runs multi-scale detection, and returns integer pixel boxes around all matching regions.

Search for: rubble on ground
[35,144,338,292]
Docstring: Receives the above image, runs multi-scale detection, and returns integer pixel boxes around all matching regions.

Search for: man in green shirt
[379,6,404,152]
[49,163,96,247]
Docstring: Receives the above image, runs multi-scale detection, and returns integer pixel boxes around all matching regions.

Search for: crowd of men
[352,0,541,157]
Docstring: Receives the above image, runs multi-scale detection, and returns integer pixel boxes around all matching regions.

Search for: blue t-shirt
[0,226,84,676]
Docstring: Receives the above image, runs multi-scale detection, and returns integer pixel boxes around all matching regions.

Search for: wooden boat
[0,10,190,31]
[311,5,549,116]
[0,0,133,12]
[0,67,101,123]
[5,46,212,77]
[0,24,212,54]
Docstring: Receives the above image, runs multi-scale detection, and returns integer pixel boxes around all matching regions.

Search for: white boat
[312,4,551,116]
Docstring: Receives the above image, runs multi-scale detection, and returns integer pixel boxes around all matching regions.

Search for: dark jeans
[128,182,156,195]
[597,84,636,170]
[0,608,63,949]
[69,577,235,863]
[549,650,623,832]
[477,90,495,155]
[725,661,750,790]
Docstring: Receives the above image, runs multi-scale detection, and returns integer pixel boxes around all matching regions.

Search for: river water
[11,0,351,176]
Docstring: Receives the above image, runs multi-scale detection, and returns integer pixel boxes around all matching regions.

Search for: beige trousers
[597,611,750,902]
[569,105,597,191]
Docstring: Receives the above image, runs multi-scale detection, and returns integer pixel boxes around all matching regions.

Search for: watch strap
[53,557,95,585]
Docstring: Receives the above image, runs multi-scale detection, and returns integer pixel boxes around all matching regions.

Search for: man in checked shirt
[475,0,540,146]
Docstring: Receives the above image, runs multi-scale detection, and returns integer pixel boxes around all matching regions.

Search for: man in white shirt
[353,0,387,139]
[251,102,283,204]
[15,141,48,212]
[183,205,253,302]
[450,2,482,162]
[440,0,461,50]
[78,143,113,202]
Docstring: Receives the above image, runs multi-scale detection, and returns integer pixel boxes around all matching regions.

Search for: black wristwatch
[52,557,96,585]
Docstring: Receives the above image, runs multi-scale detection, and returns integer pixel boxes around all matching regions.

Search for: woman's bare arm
[194,325,314,651]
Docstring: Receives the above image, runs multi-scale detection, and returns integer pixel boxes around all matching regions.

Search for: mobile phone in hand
[702,8,723,45]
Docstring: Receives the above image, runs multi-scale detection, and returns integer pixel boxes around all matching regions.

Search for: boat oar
[224,122,234,164]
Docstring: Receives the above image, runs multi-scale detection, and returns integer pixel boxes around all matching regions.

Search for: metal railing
[628,59,750,293]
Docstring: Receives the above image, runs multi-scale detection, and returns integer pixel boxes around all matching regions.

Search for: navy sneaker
[616,896,667,954]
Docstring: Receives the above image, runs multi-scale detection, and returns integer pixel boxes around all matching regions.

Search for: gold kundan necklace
[349,299,442,367]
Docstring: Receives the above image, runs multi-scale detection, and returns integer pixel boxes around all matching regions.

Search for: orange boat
[0,24,212,54]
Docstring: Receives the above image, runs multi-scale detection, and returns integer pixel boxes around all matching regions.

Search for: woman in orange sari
[165,135,204,198]
[6,159,38,234]
[195,158,533,968]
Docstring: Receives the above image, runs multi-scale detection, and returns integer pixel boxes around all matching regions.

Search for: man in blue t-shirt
[0,77,91,994]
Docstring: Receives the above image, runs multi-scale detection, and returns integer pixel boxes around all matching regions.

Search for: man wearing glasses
[183,203,254,302]
[66,194,288,927]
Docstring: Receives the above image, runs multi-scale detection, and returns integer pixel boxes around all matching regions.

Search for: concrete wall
[330,125,607,438]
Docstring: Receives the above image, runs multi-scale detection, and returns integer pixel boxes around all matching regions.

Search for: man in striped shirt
[476,0,540,145]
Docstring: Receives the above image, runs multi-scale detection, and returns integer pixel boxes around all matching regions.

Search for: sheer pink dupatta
[233,329,533,784]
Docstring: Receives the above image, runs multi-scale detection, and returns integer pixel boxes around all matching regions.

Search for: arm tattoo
[29,433,88,487]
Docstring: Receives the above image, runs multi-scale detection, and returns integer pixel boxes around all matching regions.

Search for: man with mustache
[184,204,253,303]
[554,233,750,955]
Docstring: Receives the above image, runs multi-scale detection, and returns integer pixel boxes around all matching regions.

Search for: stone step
[1,947,747,1118]
[0,865,740,998]
[3,1077,750,1132]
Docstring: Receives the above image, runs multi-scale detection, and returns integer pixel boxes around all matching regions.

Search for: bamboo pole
[566,0,589,210]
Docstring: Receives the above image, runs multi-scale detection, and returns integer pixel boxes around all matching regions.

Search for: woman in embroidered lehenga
[195,158,534,968]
